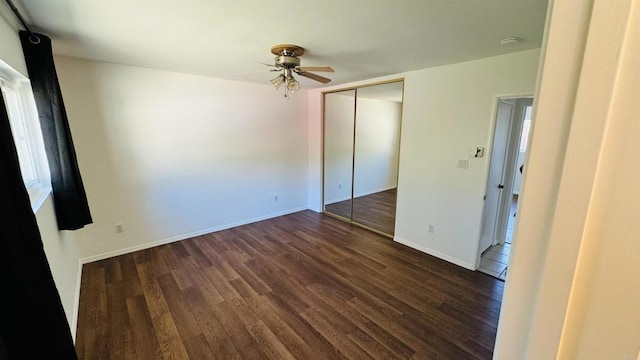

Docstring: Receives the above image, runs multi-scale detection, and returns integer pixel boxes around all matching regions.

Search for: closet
[323,80,404,236]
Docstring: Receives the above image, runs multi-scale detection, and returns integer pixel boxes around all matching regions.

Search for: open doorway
[478,97,533,279]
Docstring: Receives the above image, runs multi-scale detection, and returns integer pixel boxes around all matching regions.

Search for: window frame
[0,61,51,212]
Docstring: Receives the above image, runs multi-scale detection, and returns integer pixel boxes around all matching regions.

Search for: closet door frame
[321,78,405,238]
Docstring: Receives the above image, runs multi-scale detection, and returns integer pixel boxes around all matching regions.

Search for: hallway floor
[478,195,518,280]
[479,244,510,280]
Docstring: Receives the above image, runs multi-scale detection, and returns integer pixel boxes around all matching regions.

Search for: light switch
[457,158,469,169]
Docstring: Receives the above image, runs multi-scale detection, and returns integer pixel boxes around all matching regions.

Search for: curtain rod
[3,0,40,43]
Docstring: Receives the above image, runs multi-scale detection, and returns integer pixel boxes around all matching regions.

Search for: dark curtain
[0,92,77,358]
[19,31,92,230]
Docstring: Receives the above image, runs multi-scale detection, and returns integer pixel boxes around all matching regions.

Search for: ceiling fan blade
[297,66,334,72]
[296,71,331,84]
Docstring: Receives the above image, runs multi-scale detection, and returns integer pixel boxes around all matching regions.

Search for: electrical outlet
[115,223,124,233]
[428,224,435,233]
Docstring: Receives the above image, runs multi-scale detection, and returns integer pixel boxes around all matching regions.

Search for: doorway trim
[477,95,533,268]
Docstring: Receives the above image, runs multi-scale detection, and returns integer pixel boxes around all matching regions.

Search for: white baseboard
[80,207,308,264]
[71,259,83,342]
[394,236,475,270]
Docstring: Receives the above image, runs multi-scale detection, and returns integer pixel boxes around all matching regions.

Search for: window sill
[28,183,52,213]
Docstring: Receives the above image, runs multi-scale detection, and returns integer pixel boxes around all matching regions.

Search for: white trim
[29,185,51,213]
[70,259,83,343]
[0,60,52,212]
[394,236,475,270]
[80,207,308,264]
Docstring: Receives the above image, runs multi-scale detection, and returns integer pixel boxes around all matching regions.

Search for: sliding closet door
[323,90,355,220]
[352,82,403,235]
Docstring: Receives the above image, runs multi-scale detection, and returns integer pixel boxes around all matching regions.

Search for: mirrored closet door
[323,80,403,236]
[323,89,356,220]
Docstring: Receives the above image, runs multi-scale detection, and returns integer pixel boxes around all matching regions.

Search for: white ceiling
[16,0,548,88]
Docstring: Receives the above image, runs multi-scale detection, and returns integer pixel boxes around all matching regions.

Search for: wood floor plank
[156,273,203,342]
[246,297,317,359]
[210,301,266,359]
[76,211,503,359]
[182,287,242,359]
[152,312,191,359]
[181,240,214,268]
[181,256,225,306]
[119,254,144,299]
[261,293,348,360]
[183,334,215,360]
[106,281,136,360]
[157,245,194,290]
[104,258,123,284]
[306,282,415,359]
[78,265,110,359]
[135,261,190,359]
[299,307,374,360]
[74,262,92,359]
[246,320,296,360]
[125,295,162,360]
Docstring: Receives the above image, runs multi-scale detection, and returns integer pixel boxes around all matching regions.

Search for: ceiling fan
[264,44,334,97]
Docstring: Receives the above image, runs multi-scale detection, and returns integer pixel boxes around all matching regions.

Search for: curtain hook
[29,34,41,45]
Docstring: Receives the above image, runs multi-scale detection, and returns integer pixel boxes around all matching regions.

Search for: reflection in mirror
[323,90,355,220]
[352,81,403,235]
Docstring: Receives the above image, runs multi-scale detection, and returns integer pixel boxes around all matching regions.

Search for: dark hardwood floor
[325,188,397,235]
[76,211,503,359]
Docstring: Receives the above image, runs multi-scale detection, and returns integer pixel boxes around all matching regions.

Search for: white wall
[54,57,310,261]
[36,198,82,338]
[0,13,27,76]
[397,50,538,269]
[310,49,539,269]
[0,16,82,338]
[354,97,401,197]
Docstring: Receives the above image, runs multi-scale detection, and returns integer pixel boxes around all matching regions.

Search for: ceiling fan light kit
[266,44,334,98]
[271,74,285,89]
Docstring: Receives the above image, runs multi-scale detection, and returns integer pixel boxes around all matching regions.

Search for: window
[2,85,37,185]
[0,61,50,211]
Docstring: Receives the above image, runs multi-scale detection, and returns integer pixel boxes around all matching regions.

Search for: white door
[479,100,515,254]
[494,99,533,245]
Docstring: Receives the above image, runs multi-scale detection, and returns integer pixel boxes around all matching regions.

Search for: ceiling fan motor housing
[275,55,301,69]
